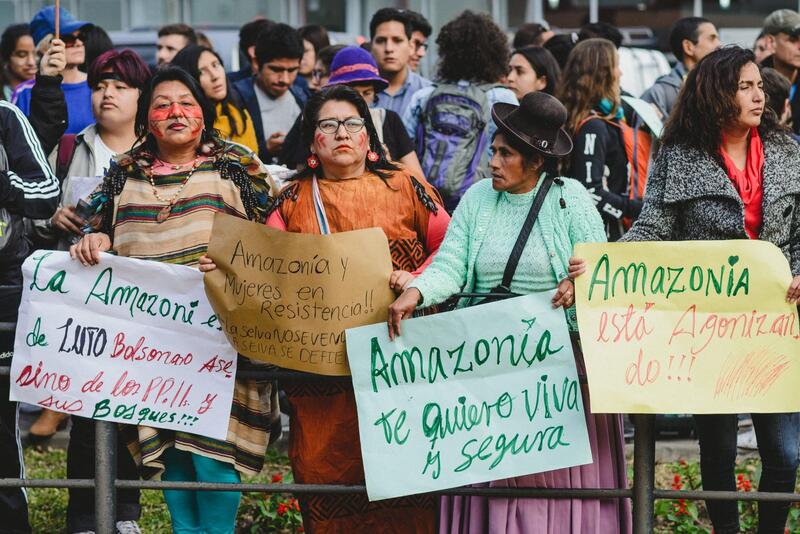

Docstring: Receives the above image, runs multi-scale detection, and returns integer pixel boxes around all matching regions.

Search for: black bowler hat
[491,92,573,157]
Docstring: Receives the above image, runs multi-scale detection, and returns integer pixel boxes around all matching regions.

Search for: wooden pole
[54,0,60,39]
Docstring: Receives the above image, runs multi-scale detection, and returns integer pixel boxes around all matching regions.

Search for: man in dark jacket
[641,17,720,120]
[759,10,800,135]
[233,23,309,162]
[0,99,59,534]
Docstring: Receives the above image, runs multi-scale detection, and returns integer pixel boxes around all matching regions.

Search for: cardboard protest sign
[11,251,237,440]
[205,213,395,376]
[346,292,592,501]
[575,241,800,414]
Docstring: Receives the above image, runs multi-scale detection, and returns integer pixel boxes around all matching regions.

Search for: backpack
[416,82,499,213]
[55,133,78,182]
[578,112,653,229]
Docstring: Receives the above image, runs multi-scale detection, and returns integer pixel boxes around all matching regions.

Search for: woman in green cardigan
[389,91,632,534]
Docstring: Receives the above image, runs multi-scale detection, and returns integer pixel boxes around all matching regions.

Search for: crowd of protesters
[2,4,800,533]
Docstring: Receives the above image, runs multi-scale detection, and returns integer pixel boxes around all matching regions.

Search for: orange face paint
[148,101,204,140]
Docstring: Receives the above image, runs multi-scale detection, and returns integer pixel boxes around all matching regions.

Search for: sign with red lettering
[575,241,800,413]
[11,251,237,440]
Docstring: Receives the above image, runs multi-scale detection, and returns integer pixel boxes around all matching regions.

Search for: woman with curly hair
[71,66,280,534]
[572,46,800,534]
[557,38,640,241]
[403,10,518,212]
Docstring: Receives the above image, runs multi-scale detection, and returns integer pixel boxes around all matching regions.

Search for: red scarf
[720,128,764,239]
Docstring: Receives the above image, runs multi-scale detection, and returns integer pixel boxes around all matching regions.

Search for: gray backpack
[416,82,499,212]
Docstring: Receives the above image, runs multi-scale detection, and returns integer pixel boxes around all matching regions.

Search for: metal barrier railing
[2,293,800,534]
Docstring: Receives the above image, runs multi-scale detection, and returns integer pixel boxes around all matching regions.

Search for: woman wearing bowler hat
[389,92,631,534]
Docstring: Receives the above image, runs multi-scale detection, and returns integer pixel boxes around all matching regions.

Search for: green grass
[23,447,293,534]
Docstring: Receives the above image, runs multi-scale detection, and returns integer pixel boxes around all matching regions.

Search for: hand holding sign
[204,213,396,376]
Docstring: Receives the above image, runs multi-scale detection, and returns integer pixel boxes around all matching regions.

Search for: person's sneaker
[116,521,142,534]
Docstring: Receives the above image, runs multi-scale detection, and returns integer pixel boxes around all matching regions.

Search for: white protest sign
[11,251,237,440]
[345,292,592,501]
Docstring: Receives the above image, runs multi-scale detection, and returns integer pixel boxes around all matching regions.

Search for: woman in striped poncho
[70,66,279,534]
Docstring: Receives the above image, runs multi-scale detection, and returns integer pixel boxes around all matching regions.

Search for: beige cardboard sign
[204,213,395,376]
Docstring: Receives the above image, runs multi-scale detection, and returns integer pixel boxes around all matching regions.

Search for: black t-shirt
[278,108,415,168]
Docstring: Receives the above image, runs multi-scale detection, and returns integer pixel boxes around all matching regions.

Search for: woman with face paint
[200,84,450,533]
[171,44,259,155]
[70,67,280,534]
[26,48,150,534]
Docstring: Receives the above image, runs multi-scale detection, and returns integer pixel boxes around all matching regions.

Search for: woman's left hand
[389,270,415,292]
[787,275,800,304]
[552,277,576,309]
[198,255,217,273]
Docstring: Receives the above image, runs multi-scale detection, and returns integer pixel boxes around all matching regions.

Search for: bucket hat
[326,46,389,92]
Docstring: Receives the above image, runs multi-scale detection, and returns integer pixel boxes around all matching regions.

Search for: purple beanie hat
[326,46,389,92]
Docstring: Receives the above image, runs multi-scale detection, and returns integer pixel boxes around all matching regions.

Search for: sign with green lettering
[11,251,238,440]
[345,291,592,501]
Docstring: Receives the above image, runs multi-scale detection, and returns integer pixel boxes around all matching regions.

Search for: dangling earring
[367,150,379,162]
[307,154,319,169]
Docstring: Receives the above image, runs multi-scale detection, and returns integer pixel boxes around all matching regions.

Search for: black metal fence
[2,297,800,534]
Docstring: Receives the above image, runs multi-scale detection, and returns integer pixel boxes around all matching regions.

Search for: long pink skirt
[439,344,632,534]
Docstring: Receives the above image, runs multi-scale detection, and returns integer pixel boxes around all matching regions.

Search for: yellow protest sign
[204,213,395,376]
[574,241,800,414]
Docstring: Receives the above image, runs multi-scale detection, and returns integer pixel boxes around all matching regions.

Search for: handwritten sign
[575,241,800,414]
[11,251,237,440]
[346,292,592,501]
[204,213,395,376]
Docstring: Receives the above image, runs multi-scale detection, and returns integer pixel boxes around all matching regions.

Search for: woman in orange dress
[202,84,450,533]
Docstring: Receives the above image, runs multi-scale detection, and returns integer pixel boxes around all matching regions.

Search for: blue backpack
[416,82,499,213]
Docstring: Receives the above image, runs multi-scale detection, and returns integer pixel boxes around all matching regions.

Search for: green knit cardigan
[410,176,607,330]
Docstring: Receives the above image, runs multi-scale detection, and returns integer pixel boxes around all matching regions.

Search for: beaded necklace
[146,157,202,223]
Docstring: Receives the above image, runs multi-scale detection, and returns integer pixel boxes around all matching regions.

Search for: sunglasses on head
[62,31,86,47]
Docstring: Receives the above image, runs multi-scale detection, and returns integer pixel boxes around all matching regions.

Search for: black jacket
[28,74,68,155]
[569,117,642,241]
[1,100,60,284]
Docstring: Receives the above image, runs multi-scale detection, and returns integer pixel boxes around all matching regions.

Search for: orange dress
[268,168,442,534]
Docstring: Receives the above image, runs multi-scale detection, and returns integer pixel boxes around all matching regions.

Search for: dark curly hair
[298,84,398,180]
[436,10,510,83]
[662,46,782,167]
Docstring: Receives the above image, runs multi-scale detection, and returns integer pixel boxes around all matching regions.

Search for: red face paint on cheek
[356,131,368,150]
[314,132,328,149]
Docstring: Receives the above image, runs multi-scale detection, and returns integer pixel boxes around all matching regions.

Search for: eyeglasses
[317,117,366,134]
[413,40,429,52]
[311,68,326,81]
[62,31,86,48]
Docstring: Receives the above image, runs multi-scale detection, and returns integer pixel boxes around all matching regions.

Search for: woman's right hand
[199,255,217,272]
[388,287,422,341]
[69,232,111,266]
[39,39,66,77]
[51,206,86,237]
